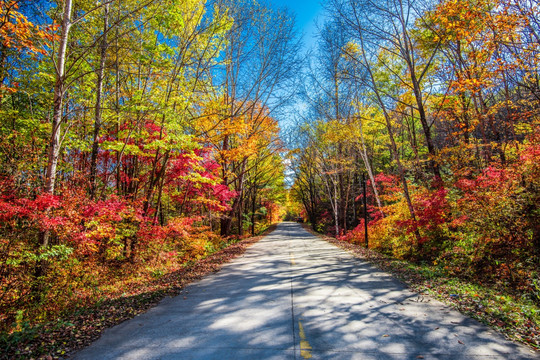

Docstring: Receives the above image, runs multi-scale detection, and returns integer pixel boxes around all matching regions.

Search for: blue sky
[270,0,323,50]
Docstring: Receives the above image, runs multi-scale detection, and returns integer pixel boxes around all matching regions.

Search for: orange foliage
[0,0,57,95]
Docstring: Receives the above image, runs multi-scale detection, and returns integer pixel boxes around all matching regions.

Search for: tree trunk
[90,3,110,199]
[396,0,441,180]
[356,29,421,245]
[34,0,73,299]
[411,76,441,179]
[44,0,73,198]
[40,0,73,252]
[251,187,257,236]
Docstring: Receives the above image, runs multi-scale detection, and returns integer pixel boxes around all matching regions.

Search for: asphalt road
[74,222,538,359]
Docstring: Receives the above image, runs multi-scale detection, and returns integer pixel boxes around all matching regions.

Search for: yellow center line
[290,253,296,265]
[298,320,312,359]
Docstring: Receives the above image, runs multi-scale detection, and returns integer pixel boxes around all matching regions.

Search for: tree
[209,0,301,236]
[330,0,442,180]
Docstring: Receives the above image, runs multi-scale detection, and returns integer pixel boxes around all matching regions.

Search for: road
[75,222,537,359]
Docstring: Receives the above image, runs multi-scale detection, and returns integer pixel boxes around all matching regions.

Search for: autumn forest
[1,0,539,356]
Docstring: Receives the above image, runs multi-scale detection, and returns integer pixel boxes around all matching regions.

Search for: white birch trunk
[44,0,73,196]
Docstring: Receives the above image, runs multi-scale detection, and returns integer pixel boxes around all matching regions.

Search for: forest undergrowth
[0,225,275,360]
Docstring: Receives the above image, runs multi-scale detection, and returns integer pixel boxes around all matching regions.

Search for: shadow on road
[75,222,537,360]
